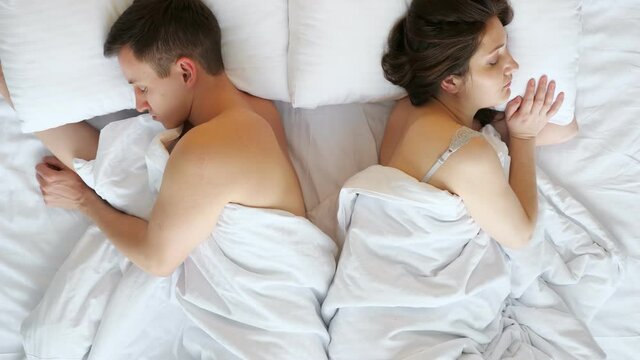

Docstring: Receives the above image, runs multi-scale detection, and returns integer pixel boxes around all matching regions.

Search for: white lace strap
[421,127,480,183]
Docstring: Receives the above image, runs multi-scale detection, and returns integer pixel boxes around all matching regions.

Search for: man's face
[117,46,191,129]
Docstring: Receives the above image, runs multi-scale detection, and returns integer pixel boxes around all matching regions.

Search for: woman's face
[462,16,519,109]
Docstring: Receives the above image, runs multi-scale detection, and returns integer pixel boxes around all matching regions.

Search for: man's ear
[176,57,197,88]
[440,74,463,95]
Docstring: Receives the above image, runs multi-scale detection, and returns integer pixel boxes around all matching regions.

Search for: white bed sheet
[537,2,640,356]
[0,1,638,358]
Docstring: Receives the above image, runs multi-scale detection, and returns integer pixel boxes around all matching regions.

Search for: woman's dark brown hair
[104,0,224,77]
[382,0,513,123]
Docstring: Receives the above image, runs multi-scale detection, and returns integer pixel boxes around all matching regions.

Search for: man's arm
[36,127,248,276]
[35,122,100,169]
[0,63,14,109]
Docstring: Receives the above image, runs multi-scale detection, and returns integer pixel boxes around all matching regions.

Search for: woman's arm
[440,76,564,249]
[535,117,578,145]
[492,114,578,147]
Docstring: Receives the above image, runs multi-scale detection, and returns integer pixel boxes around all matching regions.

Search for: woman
[321,1,611,359]
[379,0,575,249]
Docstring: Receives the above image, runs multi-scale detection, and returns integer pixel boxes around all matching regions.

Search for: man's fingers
[35,163,59,181]
[43,156,66,171]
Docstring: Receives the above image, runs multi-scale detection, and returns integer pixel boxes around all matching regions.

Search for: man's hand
[35,156,94,210]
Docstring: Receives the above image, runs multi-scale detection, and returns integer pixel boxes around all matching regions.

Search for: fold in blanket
[21,115,337,360]
[322,164,623,360]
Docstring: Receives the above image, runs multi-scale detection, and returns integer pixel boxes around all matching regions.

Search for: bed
[0,0,638,359]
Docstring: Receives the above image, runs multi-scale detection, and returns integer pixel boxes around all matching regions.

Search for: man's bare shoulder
[177,109,275,154]
[166,109,284,188]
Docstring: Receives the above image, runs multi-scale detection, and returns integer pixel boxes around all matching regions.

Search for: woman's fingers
[504,96,522,120]
[542,80,556,113]
[547,92,565,118]
[520,78,536,114]
[532,75,548,114]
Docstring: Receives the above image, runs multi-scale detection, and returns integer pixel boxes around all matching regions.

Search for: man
[34,0,305,276]
[23,1,336,359]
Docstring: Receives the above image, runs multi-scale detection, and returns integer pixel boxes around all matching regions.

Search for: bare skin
[0,64,14,108]
[35,46,305,276]
[379,17,575,249]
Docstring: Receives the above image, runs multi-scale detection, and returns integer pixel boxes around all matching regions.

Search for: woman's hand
[504,75,564,140]
[35,156,94,210]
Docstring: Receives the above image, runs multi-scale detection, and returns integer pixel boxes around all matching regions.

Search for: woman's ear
[440,75,463,95]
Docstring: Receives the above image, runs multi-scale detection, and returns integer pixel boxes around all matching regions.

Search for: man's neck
[187,72,248,127]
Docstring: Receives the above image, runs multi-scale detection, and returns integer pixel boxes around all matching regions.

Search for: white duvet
[322,127,624,359]
[20,115,337,360]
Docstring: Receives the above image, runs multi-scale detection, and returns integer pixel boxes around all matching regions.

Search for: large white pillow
[204,0,289,102]
[287,0,410,109]
[494,0,581,125]
[0,0,134,133]
[287,0,581,125]
[0,0,289,133]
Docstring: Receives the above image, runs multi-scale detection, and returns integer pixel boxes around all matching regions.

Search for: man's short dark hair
[104,0,224,77]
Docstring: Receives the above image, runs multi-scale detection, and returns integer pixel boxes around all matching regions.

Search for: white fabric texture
[321,127,623,359]
[287,0,410,108]
[0,0,135,133]
[0,0,289,132]
[20,116,337,360]
[204,0,289,102]
[1,1,638,359]
[493,0,581,125]
[286,0,580,118]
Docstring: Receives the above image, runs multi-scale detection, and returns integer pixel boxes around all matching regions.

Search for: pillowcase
[0,0,134,133]
[494,0,581,125]
[204,0,289,102]
[0,0,289,133]
[287,0,410,109]
[287,0,581,125]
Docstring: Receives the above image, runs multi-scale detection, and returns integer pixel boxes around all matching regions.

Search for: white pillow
[204,0,289,102]
[287,0,410,109]
[0,0,134,133]
[494,0,581,125]
[0,0,289,133]
[287,0,581,125]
